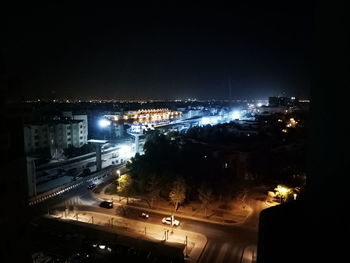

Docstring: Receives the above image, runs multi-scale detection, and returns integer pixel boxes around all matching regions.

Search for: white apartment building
[23,115,88,155]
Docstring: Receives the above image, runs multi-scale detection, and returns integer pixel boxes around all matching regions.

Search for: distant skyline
[4,4,312,101]
[23,97,276,103]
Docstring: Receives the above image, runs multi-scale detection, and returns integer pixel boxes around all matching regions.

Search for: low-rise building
[24,116,88,155]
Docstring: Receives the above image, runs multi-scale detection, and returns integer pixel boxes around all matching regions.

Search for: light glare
[99,119,111,127]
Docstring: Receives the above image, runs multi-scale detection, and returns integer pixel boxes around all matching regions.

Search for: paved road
[30,178,263,263]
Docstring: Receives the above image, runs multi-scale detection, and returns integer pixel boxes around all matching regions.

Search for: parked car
[140,212,149,219]
[99,201,113,209]
[162,217,180,226]
[82,168,91,177]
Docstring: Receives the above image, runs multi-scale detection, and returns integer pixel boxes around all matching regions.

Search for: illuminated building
[105,108,182,126]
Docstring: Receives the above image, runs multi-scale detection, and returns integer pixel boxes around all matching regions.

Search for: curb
[196,236,209,263]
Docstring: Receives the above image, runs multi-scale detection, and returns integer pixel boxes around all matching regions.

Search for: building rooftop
[87,139,108,144]
[24,119,84,126]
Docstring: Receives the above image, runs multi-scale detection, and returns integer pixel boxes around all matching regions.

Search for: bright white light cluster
[99,119,111,127]
[231,111,241,120]
[118,145,134,159]
[200,116,220,126]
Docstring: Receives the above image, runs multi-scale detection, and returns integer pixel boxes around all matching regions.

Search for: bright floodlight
[119,145,133,159]
[257,103,262,107]
[231,111,240,120]
[200,117,211,125]
[99,119,111,127]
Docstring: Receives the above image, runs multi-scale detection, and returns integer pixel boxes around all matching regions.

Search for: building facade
[23,115,88,155]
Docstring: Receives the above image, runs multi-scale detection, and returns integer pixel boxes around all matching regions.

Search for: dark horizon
[3,4,312,101]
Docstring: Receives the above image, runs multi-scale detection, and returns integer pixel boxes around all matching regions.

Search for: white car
[162,217,180,226]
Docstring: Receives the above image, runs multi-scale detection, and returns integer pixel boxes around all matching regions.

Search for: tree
[146,174,161,208]
[198,184,214,217]
[117,174,133,204]
[169,177,187,211]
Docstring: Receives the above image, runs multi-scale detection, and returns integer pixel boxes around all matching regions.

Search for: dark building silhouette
[0,101,33,262]
[257,2,346,262]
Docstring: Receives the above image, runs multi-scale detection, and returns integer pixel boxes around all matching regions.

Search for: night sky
[4,3,312,100]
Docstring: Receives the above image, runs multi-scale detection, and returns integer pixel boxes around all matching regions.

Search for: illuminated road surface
[31,179,262,263]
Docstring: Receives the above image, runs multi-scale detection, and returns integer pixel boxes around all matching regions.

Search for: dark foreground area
[30,217,184,263]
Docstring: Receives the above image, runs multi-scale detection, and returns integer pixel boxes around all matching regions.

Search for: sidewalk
[50,209,207,262]
[96,183,252,227]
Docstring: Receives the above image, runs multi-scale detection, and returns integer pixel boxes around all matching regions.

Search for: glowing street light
[293,193,297,200]
[116,170,120,177]
[99,119,111,128]
[274,185,291,203]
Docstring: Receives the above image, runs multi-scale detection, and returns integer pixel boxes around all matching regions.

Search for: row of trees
[119,112,308,210]
[120,130,246,211]
[117,172,215,213]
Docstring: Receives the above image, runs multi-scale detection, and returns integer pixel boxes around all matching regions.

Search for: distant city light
[99,119,111,127]
[257,103,262,107]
